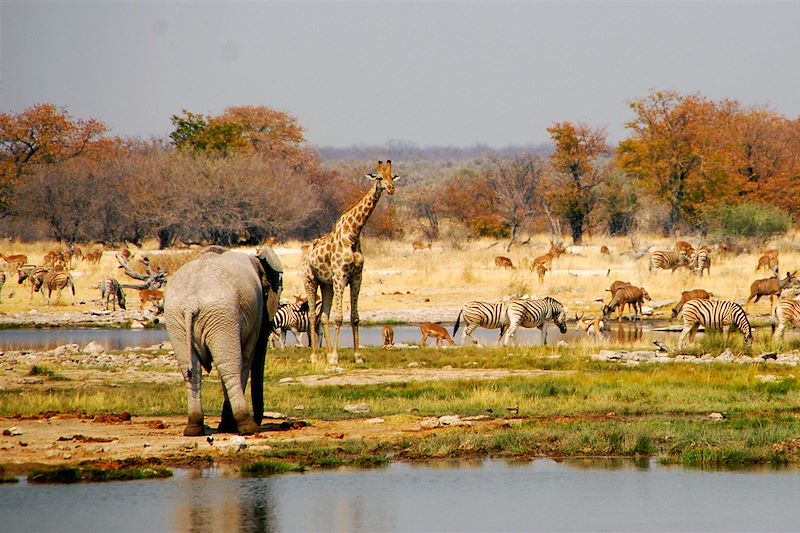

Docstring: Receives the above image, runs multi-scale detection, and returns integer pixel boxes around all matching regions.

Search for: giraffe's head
[366,160,400,195]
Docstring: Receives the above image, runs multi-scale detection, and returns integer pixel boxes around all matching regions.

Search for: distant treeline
[1,90,798,248]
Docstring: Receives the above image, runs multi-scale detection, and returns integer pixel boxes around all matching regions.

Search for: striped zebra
[649,250,690,273]
[25,266,49,302]
[38,271,76,305]
[97,277,126,311]
[453,300,511,346]
[691,248,712,277]
[678,299,752,349]
[504,296,568,346]
[772,300,800,339]
[0,270,5,300]
[272,299,322,348]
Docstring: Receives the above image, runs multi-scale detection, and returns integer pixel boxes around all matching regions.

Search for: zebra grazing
[772,300,800,339]
[39,271,76,305]
[98,277,126,311]
[678,299,752,349]
[649,250,690,272]
[26,266,49,302]
[691,248,712,277]
[453,300,511,346]
[505,296,568,346]
[272,299,322,348]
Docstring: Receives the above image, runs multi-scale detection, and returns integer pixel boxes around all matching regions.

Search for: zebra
[504,296,568,346]
[0,270,4,300]
[272,299,322,348]
[38,271,76,305]
[453,300,511,346]
[97,277,126,311]
[772,300,800,339]
[677,299,752,349]
[691,248,712,277]
[649,250,690,273]
[25,266,49,302]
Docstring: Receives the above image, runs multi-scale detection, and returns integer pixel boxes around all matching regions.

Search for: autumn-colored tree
[170,106,317,170]
[437,169,506,238]
[0,104,108,211]
[546,122,610,243]
[617,91,723,233]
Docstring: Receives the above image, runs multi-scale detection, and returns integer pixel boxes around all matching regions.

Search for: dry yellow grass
[2,235,798,322]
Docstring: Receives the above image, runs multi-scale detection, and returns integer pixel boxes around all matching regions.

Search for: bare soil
[0,366,568,476]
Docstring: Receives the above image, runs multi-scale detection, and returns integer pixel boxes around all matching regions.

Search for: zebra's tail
[453,309,463,337]
[771,305,778,334]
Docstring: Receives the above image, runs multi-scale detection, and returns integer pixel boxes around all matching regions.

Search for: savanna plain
[3,234,800,483]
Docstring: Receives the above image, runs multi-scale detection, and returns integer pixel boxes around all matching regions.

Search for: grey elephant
[165,247,283,436]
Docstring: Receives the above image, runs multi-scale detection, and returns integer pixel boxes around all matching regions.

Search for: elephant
[164,247,283,436]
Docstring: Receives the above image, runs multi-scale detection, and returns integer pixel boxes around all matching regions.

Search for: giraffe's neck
[334,182,383,247]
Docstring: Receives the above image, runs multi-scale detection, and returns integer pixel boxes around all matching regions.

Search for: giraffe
[303,160,399,365]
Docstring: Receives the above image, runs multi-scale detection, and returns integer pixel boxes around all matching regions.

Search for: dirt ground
[0,367,565,476]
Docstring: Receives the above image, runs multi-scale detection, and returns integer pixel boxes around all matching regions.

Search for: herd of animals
[5,160,800,438]
[0,244,165,314]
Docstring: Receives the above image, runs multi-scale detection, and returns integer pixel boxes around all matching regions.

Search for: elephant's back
[165,252,259,312]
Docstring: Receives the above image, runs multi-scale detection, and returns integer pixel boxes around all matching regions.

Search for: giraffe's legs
[330,278,347,366]
[319,284,334,364]
[305,278,321,364]
[350,269,364,364]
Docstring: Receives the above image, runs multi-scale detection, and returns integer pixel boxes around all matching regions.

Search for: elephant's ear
[252,249,283,323]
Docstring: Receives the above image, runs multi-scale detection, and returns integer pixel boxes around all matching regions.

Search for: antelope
[575,312,605,341]
[603,285,651,322]
[531,252,554,271]
[420,323,455,347]
[536,264,547,285]
[382,325,395,347]
[139,289,164,313]
[671,289,713,319]
[605,280,633,295]
[85,251,102,265]
[412,241,431,252]
[675,241,695,256]
[756,249,779,272]
[0,254,27,274]
[495,256,515,270]
[745,270,798,309]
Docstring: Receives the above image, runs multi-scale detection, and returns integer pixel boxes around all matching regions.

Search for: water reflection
[3,460,800,532]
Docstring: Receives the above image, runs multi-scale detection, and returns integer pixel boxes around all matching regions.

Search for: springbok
[420,323,455,347]
[382,325,395,347]
[575,312,605,342]
[494,256,514,270]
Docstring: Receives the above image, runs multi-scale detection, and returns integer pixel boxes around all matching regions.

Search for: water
[2,459,799,532]
[0,322,681,351]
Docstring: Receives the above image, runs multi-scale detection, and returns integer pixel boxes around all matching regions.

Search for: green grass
[28,365,70,381]
[28,463,173,483]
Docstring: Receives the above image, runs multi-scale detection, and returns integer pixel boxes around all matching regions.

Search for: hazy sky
[2,1,799,147]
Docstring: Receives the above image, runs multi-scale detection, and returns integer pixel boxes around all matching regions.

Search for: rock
[366,418,385,424]
[344,402,370,414]
[442,365,453,370]
[708,412,725,421]
[278,377,296,384]
[3,427,22,436]
[407,362,419,368]
[594,350,622,361]
[130,321,145,329]
[82,341,105,354]
[716,349,735,362]
[160,341,173,350]
[557,340,568,348]
[293,405,304,411]
[263,412,287,419]
[419,417,441,429]
[640,306,654,316]
[438,415,472,427]
[755,374,782,383]
[325,366,345,374]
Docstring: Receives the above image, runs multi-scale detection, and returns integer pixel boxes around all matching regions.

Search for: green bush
[710,203,792,241]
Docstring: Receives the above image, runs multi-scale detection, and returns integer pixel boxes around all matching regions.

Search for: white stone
[366,418,385,424]
[344,402,370,414]
[278,377,296,384]
[263,412,287,419]
[419,417,441,429]
[407,362,419,368]
[708,412,725,421]
[82,341,105,354]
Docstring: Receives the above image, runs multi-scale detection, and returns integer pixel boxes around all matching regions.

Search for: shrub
[709,203,792,242]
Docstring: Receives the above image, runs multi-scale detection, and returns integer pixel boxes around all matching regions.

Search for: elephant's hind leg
[182,350,205,436]
[211,329,259,435]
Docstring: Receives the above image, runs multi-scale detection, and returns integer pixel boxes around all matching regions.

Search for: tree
[0,104,108,212]
[617,91,719,233]
[170,106,317,170]
[546,122,610,243]
[485,155,545,244]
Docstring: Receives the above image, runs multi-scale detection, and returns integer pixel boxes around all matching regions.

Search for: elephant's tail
[184,309,209,373]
